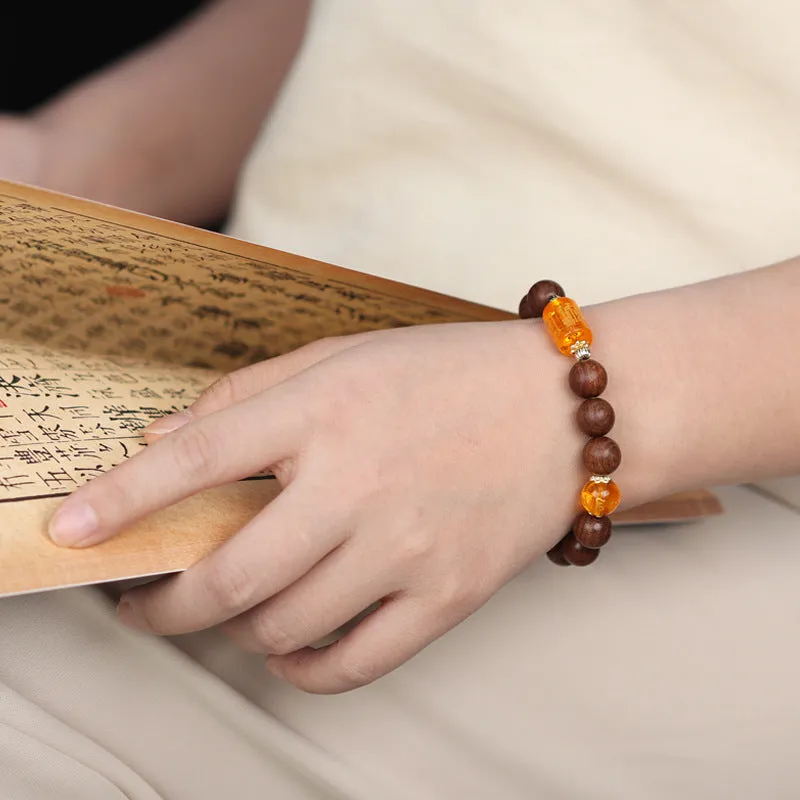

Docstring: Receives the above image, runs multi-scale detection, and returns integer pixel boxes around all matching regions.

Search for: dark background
[4,3,205,111]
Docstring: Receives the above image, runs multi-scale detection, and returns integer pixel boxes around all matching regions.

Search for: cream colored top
[227,0,800,503]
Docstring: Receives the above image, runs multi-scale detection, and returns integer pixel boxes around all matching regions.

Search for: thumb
[142,334,370,442]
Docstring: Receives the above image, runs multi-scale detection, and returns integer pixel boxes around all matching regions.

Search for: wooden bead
[546,540,571,566]
[572,512,612,549]
[561,534,600,567]
[569,359,607,398]
[526,279,565,318]
[576,397,615,437]
[582,436,622,475]
[519,296,534,319]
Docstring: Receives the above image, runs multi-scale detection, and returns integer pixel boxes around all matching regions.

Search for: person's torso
[229,0,800,313]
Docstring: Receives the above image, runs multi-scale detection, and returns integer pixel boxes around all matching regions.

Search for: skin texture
[48,261,800,693]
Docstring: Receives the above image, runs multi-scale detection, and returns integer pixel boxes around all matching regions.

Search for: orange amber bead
[542,297,593,356]
[580,478,621,517]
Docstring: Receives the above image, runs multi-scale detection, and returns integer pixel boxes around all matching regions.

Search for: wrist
[512,295,667,514]
[513,283,652,566]
[586,295,677,510]
[504,317,595,529]
[517,284,684,515]
[516,261,800,533]
[587,281,748,508]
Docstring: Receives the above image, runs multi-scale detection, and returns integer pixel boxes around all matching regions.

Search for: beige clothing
[232,0,800,308]
[3,2,800,797]
[2,488,800,798]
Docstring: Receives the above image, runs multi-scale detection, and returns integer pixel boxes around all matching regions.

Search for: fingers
[50,334,372,546]
[116,481,345,633]
[221,542,392,654]
[265,596,458,694]
[143,334,369,442]
[48,378,306,547]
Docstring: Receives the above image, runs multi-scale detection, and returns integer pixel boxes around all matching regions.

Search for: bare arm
[598,259,800,506]
[26,0,310,224]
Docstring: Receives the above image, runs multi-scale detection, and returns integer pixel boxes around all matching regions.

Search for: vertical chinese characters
[0,341,213,501]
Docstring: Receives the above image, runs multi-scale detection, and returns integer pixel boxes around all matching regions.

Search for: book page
[0,182,511,372]
[0,339,215,502]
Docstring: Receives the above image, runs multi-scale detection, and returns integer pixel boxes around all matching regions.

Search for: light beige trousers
[1,486,799,799]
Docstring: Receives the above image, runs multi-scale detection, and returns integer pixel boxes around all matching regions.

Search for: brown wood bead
[572,512,612,549]
[526,280,565,318]
[576,397,615,436]
[561,534,600,566]
[569,359,608,398]
[519,295,534,319]
[582,436,622,475]
[546,540,571,566]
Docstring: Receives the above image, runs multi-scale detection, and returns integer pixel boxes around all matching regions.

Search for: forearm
[32,0,310,224]
[594,260,800,506]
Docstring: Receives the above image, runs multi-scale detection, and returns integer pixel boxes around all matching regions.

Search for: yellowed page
[0,340,214,502]
[0,181,510,371]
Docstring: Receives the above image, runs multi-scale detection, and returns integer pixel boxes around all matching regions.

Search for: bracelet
[519,280,621,567]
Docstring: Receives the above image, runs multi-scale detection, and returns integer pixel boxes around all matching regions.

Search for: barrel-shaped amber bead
[542,297,593,356]
[580,478,621,517]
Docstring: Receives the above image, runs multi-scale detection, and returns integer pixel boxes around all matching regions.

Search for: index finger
[47,379,308,548]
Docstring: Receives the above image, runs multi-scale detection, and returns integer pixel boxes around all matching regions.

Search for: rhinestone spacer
[590,475,612,484]
[570,341,592,360]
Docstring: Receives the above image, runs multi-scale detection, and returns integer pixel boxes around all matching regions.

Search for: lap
[1,486,798,799]
[0,588,365,799]
[180,486,800,799]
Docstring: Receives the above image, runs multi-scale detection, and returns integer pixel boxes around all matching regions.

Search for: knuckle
[196,372,240,411]
[397,528,437,562]
[338,656,380,689]
[251,612,299,655]
[437,573,481,617]
[170,424,223,481]
[204,560,256,615]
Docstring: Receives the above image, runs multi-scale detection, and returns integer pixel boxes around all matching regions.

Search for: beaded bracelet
[519,280,621,567]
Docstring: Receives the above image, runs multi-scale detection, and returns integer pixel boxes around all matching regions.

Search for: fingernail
[117,599,149,632]
[48,502,99,547]
[143,410,192,437]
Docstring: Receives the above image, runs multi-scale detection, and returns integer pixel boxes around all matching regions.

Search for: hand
[0,114,44,184]
[49,321,585,693]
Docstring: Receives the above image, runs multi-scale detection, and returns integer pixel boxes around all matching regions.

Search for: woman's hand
[48,321,588,693]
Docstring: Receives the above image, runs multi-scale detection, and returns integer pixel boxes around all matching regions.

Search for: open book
[0,181,722,597]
